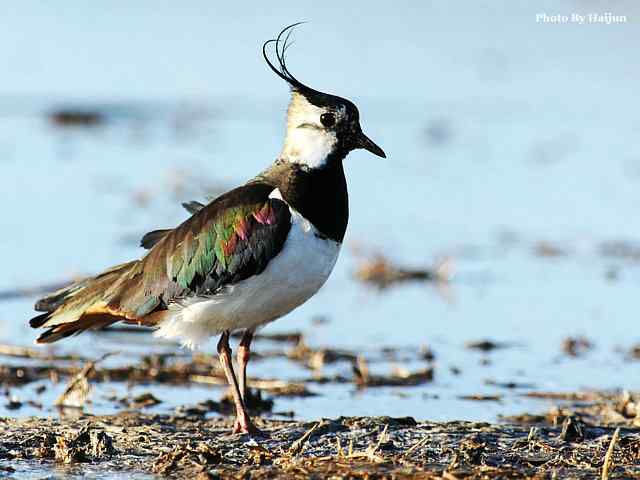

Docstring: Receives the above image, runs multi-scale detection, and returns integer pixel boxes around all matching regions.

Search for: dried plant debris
[559,414,586,442]
[0,353,220,388]
[7,426,117,465]
[48,109,105,127]
[2,410,640,478]
[174,399,223,417]
[506,391,640,428]
[420,345,436,362]
[527,391,603,401]
[484,379,536,390]
[117,392,163,409]
[190,374,315,399]
[354,254,453,289]
[533,240,570,257]
[0,348,316,399]
[0,364,58,386]
[54,363,94,409]
[152,442,222,475]
[54,353,113,409]
[458,394,503,402]
[602,427,621,480]
[628,344,640,360]
[353,356,434,387]
[0,343,87,361]
[0,332,429,393]
[287,421,319,456]
[465,339,514,352]
[562,336,594,356]
[286,339,357,370]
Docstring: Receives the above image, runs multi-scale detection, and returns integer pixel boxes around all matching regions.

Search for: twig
[348,424,388,463]
[601,427,620,480]
[368,424,389,455]
[336,437,344,457]
[288,422,319,456]
[403,434,430,458]
[354,355,370,384]
[54,352,116,408]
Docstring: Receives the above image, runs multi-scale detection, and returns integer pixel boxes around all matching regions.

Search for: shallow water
[1,0,640,443]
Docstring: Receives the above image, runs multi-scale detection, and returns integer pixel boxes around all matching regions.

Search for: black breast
[260,159,349,243]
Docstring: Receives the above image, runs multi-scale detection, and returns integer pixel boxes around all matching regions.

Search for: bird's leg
[217,331,256,435]
[237,329,254,402]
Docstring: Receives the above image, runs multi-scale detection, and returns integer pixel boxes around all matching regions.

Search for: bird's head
[264,24,386,170]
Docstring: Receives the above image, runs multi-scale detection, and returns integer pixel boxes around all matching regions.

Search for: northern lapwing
[29,24,385,434]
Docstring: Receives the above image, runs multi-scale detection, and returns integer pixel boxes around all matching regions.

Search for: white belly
[154,206,341,349]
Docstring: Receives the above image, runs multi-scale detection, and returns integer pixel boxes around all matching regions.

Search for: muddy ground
[0,328,640,478]
[1,392,640,478]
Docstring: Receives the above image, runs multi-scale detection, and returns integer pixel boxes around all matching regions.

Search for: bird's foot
[232,417,268,437]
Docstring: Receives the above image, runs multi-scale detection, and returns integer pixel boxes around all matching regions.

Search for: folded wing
[31,182,292,343]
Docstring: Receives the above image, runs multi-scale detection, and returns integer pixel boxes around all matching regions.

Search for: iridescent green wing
[111,182,291,317]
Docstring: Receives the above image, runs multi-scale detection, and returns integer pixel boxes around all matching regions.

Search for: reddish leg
[237,329,254,401]
[233,330,254,433]
[217,331,257,435]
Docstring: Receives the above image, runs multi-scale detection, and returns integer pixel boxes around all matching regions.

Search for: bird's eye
[320,113,335,128]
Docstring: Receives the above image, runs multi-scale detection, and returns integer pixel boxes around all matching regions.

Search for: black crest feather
[263,23,310,92]
[262,23,357,112]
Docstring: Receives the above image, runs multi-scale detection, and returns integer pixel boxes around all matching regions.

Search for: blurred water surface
[1,1,640,432]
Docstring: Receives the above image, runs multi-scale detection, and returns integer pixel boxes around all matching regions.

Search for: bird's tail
[30,260,139,343]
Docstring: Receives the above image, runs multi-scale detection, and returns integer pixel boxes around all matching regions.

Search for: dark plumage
[140,229,172,249]
[182,200,205,215]
[257,159,348,243]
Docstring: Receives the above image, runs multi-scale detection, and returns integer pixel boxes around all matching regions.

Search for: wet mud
[2,392,640,479]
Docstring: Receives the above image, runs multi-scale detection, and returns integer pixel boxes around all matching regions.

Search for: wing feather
[112,182,291,317]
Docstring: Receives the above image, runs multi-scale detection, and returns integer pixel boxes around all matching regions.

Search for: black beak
[357,131,386,158]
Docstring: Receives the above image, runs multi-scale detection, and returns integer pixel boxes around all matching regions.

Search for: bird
[29,24,385,435]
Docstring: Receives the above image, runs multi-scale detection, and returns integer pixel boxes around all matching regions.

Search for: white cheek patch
[285,128,337,169]
[281,92,341,169]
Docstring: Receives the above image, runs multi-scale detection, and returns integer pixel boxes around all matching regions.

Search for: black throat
[257,156,349,243]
